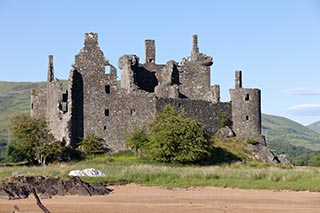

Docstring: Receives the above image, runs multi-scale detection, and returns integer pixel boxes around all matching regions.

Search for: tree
[126,105,210,163]
[6,114,63,165]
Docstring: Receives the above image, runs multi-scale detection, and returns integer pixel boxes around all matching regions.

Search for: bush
[126,105,210,163]
[79,134,107,155]
[126,128,149,154]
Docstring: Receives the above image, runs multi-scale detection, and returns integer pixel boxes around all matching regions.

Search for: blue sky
[0,0,320,125]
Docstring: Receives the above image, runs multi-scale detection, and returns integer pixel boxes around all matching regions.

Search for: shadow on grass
[199,147,242,166]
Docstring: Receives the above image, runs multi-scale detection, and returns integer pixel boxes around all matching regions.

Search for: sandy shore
[1,184,320,213]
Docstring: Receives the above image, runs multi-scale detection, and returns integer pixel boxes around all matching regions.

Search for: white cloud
[283,88,320,96]
[287,104,320,116]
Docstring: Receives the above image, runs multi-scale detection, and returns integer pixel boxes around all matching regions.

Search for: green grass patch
[1,152,320,191]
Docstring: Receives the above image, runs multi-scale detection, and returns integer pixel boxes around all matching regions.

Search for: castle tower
[230,71,261,138]
[145,40,155,63]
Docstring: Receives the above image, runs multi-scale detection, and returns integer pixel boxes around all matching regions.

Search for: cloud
[282,88,320,96]
[287,104,320,116]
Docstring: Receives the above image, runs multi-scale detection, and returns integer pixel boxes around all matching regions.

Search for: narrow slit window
[245,94,250,101]
[105,85,111,94]
[246,115,250,120]
[104,125,107,130]
[105,109,110,116]
[130,109,136,116]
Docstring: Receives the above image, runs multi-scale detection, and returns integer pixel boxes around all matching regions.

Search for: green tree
[126,105,210,163]
[6,114,63,165]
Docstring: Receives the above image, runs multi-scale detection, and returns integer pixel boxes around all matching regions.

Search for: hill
[262,114,320,157]
[307,121,320,134]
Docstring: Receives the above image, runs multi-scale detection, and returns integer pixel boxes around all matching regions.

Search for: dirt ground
[1,184,320,213]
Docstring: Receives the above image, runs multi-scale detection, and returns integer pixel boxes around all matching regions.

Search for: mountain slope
[308,121,320,134]
[262,114,320,157]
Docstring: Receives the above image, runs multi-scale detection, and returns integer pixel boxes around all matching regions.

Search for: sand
[1,184,320,213]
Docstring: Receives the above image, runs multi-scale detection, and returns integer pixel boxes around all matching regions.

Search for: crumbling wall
[30,89,47,118]
[154,60,179,98]
[156,98,231,135]
[46,79,70,143]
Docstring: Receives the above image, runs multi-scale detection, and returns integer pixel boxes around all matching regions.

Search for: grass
[1,152,320,191]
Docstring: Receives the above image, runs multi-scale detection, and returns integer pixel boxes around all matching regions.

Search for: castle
[30,33,261,151]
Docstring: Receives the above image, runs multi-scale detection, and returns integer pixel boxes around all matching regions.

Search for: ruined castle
[30,33,261,151]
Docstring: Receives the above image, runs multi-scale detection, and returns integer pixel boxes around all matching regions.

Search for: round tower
[230,71,261,138]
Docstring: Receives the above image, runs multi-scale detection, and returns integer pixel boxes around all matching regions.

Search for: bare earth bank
[1,184,319,213]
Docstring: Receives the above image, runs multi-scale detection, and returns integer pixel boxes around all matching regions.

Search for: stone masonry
[30,33,261,151]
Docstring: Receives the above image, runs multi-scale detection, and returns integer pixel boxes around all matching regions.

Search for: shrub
[80,134,107,155]
[126,128,149,154]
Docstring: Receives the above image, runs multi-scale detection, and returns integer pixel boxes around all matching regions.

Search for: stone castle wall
[30,89,47,118]
[156,98,231,135]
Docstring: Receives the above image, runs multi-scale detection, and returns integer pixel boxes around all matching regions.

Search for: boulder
[216,126,235,138]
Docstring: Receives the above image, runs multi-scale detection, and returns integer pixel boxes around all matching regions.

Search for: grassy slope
[262,114,320,156]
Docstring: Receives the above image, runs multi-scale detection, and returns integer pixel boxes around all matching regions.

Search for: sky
[0,0,320,125]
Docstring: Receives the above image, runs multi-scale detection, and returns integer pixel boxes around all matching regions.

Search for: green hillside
[262,114,320,157]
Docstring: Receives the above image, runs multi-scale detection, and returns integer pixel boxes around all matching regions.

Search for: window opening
[105,65,111,74]
[246,115,250,120]
[105,109,110,116]
[105,85,111,94]
[245,94,250,101]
